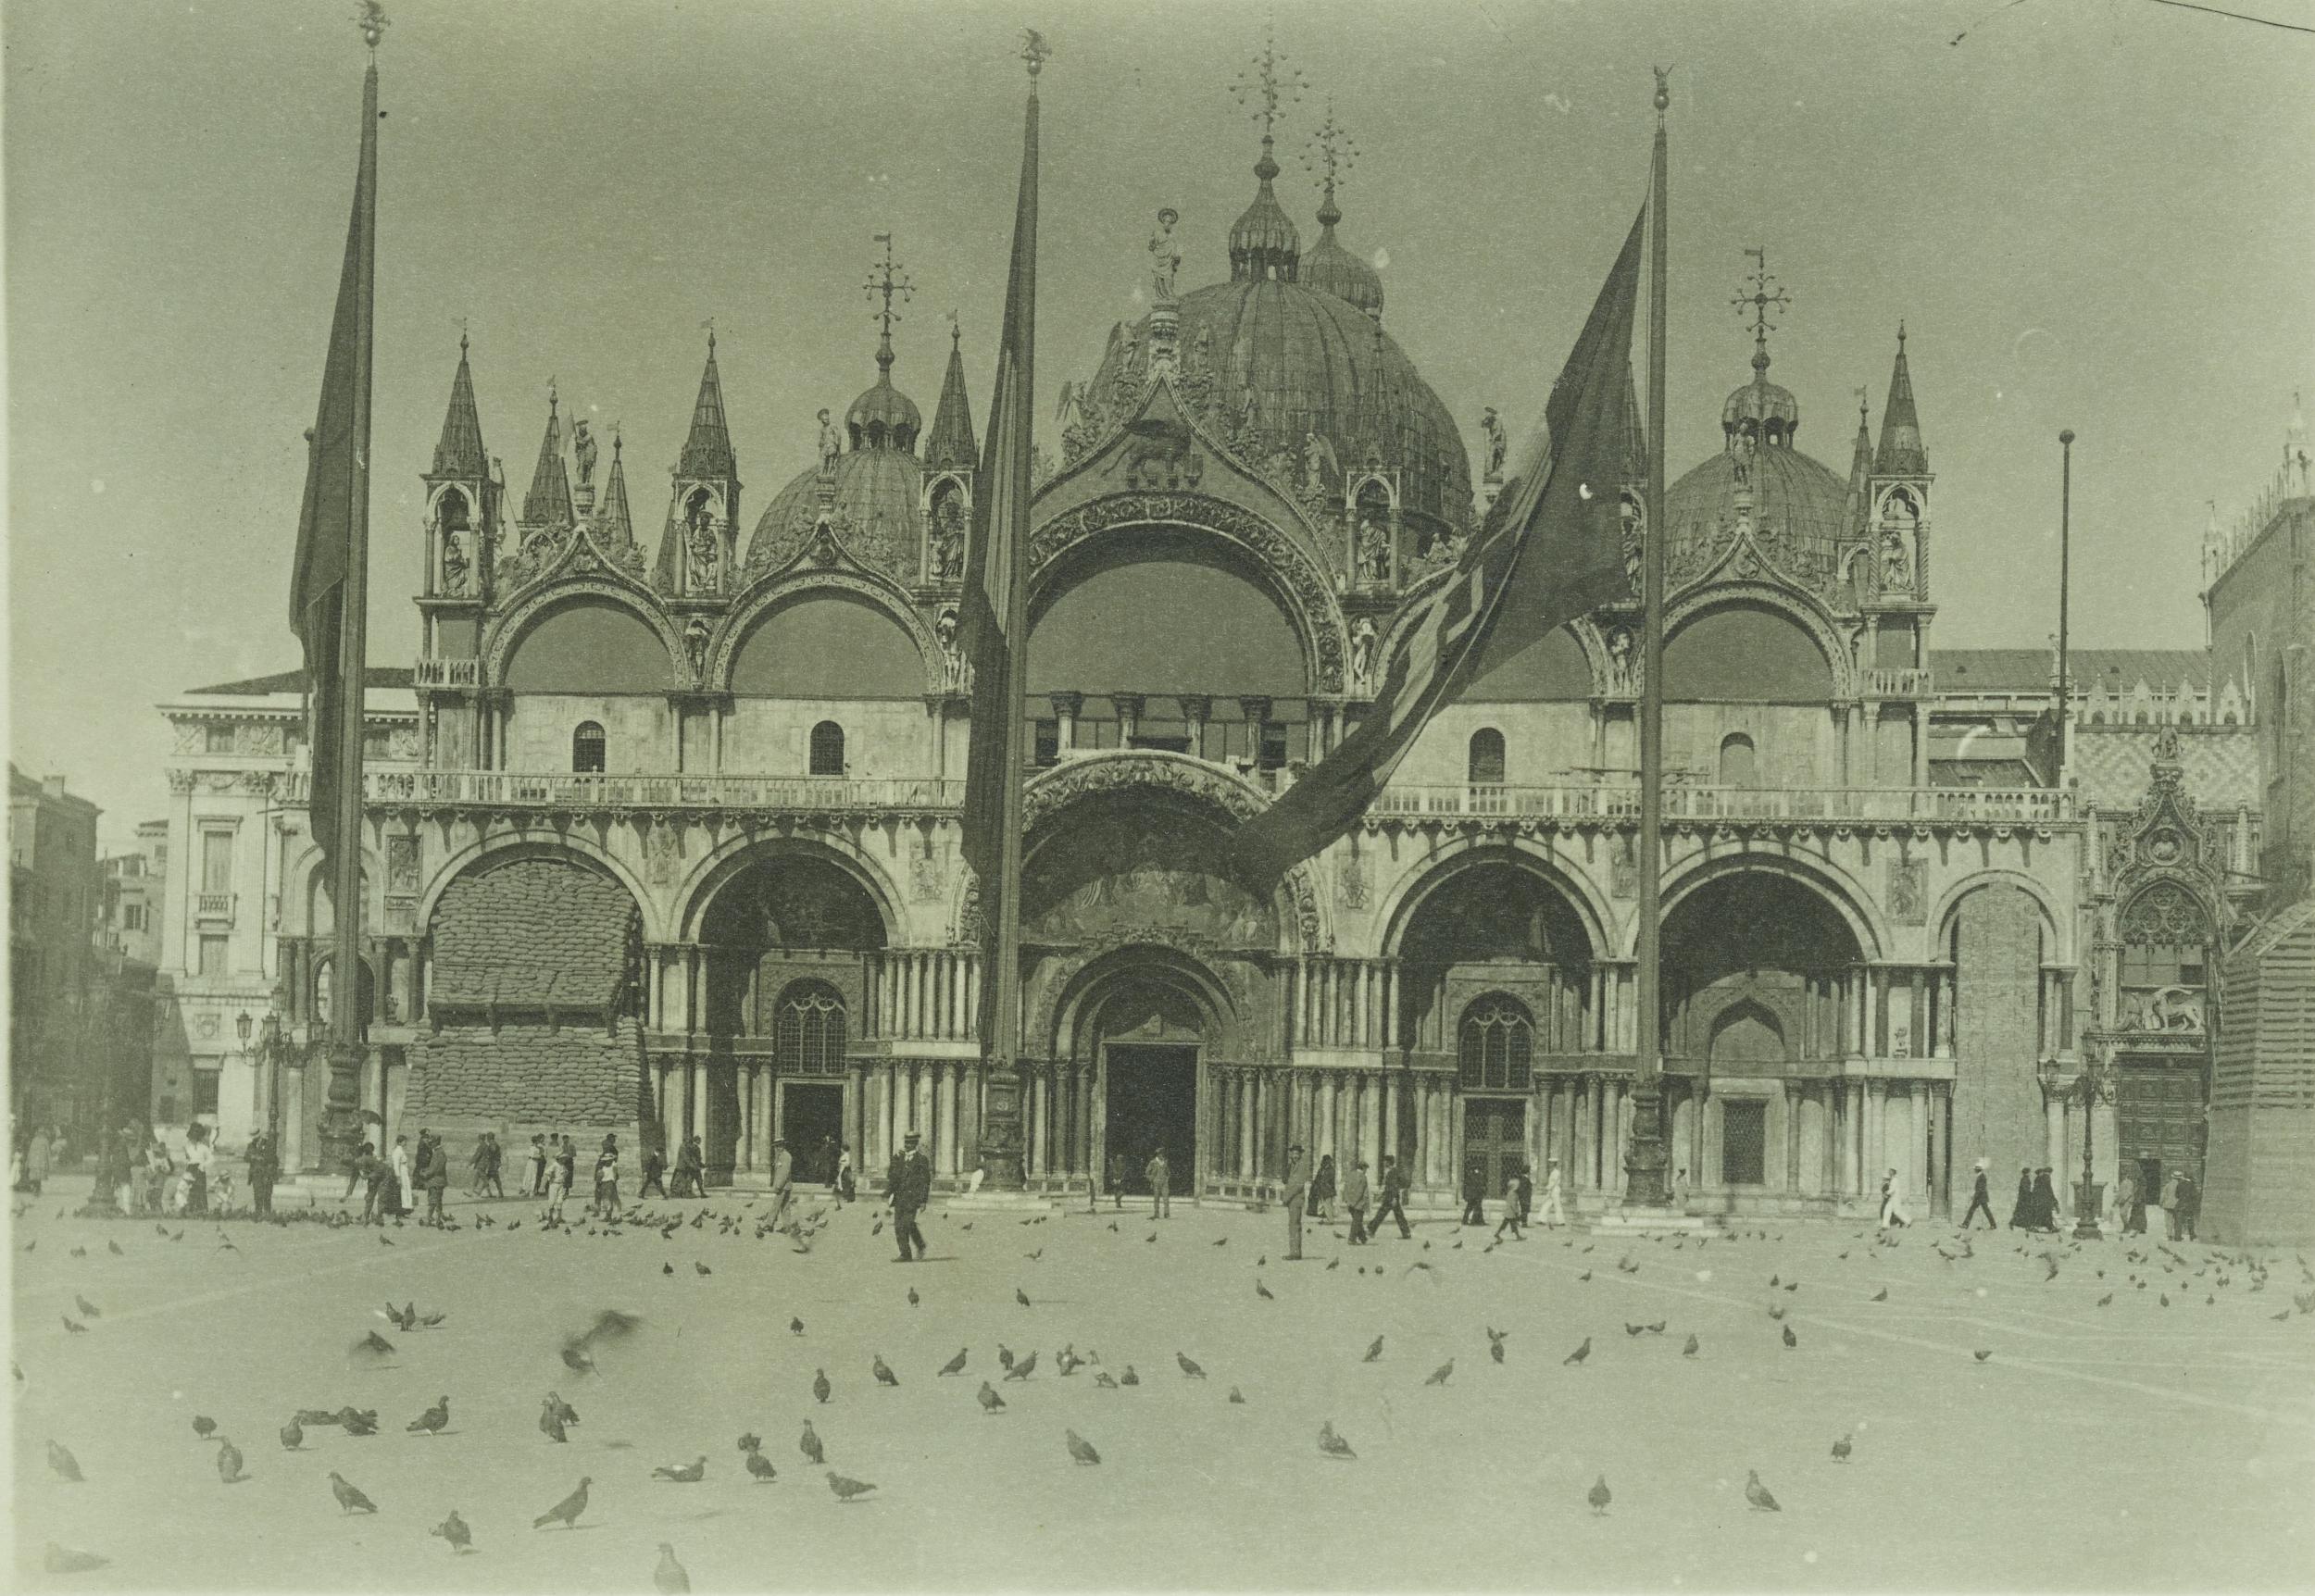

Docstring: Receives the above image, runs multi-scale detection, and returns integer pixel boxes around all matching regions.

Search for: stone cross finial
[1733,246,1792,370]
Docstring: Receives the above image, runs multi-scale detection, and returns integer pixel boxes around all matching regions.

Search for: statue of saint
[688,522,718,592]
[1148,207,1182,305]
[1480,405,1508,479]
[932,493,967,579]
[684,616,711,680]
[442,527,470,595]
[1302,430,1339,497]
[817,408,844,470]
[1359,517,1390,584]
[1608,625,1634,692]
[571,418,597,489]
[1349,615,1378,688]
[1880,525,1910,592]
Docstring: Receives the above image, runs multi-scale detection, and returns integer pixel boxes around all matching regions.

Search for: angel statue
[1302,430,1340,497]
[1480,405,1508,479]
[572,418,598,489]
[1148,207,1182,305]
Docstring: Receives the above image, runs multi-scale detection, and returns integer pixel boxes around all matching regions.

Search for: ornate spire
[1874,322,1928,475]
[430,331,487,479]
[1228,26,1305,282]
[1721,249,1799,447]
[522,382,573,527]
[1299,97,1381,315]
[924,316,979,470]
[678,327,737,480]
[1732,246,1791,380]
[864,231,915,383]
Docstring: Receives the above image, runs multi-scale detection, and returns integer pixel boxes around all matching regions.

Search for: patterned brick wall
[2203,903,2315,1246]
[2072,727,2260,811]
[1951,882,2046,1188]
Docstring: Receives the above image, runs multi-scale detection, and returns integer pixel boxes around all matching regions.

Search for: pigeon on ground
[1094,1371,1119,1390]
[1871,1288,1888,1303]
[356,1330,396,1358]
[1833,1433,1853,1462]
[1177,1353,1206,1379]
[407,1397,450,1435]
[1120,1365,1140,1386]
[1625,1323,1647,1338]
[1256,1279,1275,1300]
[432,1510,473,1553]
[907,1287,920,1305]
[738,1432,762,1453]
[813,1369,832,1404]
[330,1472,378,1515]
[1974,1349,1993,1362]
[1746,1469,1781,1511]
[873,1355,899,1388]
[557,1309,644,1376]
[45,1543,108,1574]
[1589,1475,1611,1515]
[1229,1386,1245,1404]
[1577,1270,1592,1283]
[1683,1334,1699,1356]
[654,1455,707,1483]
[978,1381,1006,1414]
[1563,1338,1591,1366]
[1783,1325,1798,1349]
[800,1421,825,1465]
[998,1344,1016,1370]
[1364,1336,1384,1363]
[2098,1292,2114,1307]
[1016,1287,1032,1308]
[193,1415,218,1440]
[1768,1303,1786,1320]
[47,1440,83,1482]
[745,1448,777,1481]
[1425,1359,1454,1387]
[1066,1428,1102,1465]
[532,1477,590,1527]
[337,1407,379,1435]
[74,1295,99,1318]
[1644,1322,1665,1335]
[1006,1352,1040,1382]
[655,1543,692,1594]
[791,1316,805,1336]
[827,1472,877,1502]
[939,1347,969,1377]
[1318,1421,1356,1459]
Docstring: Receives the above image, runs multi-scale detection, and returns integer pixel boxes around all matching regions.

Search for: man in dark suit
[1960,1157,1996,1229]
[887,1132,931,1262]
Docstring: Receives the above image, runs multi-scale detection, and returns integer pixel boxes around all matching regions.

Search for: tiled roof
[187,667,415,695]
[1933,648,2211,692]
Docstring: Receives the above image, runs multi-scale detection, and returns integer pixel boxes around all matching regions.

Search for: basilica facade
[196,132,2281,1222]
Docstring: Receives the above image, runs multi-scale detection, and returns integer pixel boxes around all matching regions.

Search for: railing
[1371,783,2072,824]
[194,891,236,920]
[412,656,481,689]
[1870,667,1935,697]
[282,767,964,813]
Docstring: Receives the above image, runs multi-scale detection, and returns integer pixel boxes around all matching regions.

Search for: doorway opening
[780,1081,846,1186]
[1104,1044,1197,1193]
[1462,1096,1527,1203]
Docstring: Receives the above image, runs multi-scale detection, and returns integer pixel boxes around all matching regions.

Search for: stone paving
[13,1177,2315,1592]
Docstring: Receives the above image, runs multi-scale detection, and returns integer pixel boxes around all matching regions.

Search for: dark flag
[287,56,381,880]
[2025,706,2065,786]
[958,41,1044,1054]
[1226,206,1647,884]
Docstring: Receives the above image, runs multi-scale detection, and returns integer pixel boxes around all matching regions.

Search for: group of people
[342,1129,455,1225]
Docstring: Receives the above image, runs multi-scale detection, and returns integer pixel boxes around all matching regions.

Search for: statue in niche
[936,605,967,688]
[1302,430,1339,498]
[1607,625,1634,692]
[1480,405,1508,478]
[571,418,597,489]
[1147,207,1182,305]
[1880,525,1911,592]
[1349,615,1378,689]
[442,526,470,595]
[931,493,966,580]
[1358,515,1391,584]
[818,408,844,471]
[688,521,719,592]
[684,616,711,680]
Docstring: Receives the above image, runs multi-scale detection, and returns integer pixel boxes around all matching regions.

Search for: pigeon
[432,1510,472,1553]
[1016,1287,1032,1308]
[74,1295,99,1318]
[1625,1323,1647,1338]
[1683,1334,1699,1356]
[2098,1292,2114,1307]
[47,1440,83,1482]
[939,1347,969,1377]
[1120,1365,1139,1386]
[1177,1353,1206,1379]
[800,1421,825,1465]
[1425,1359,1455,1387]
[45,1543,108,1574]
[1491,1339,1506,1365]
[978,1380,1006,1414]
[1871,1288,1888,1303]
[1588,1475,1611,1515]
[407,1397,450,1435]
[540,1403,569,1443]
[1318,1421,1356,1460]
[656,1543,692,1594]
[1644,1321,1665,1335]
[1006,1352,1039,1382]
[791,1316,805,1336]
[330,1472,379,1515]
[998,1344,1016,1371]
[1256,1279,1275,1301]
[557,1308,644,1376]
[813,1369,832,1404]
[356,1330,396,1357]
[907,1287,920,1305]
[1577,1270,1592,1282]
[827,1472,877,1502]
[1768,1303,1786,1320]
[745,1448,778,1481]
[191,1415,218,1440]
[738,1432,762,1453]
[1364,1336,1384,1363]
[1563,1338,1592,1366]
[1746,1470,1781,1511]
[1782,1325,1798,1349]
[1229,1386,1245,1404]
[873,1355,899,1388]
[1973,1349,1993,1362]
[337,1406,380,1435]
[280,1418,304,1451]
[654,1455,707,1483]
[663,1263,674,1275]
[1094,1371,1119,1390]
[1212,1237,1227,1247]
[1833,1433,1854,1462]
[1066,1428,1102,1465]
[532,1477,590,1528]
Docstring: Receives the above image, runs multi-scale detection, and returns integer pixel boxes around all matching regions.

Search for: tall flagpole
[1624,68,1672,1207]
[323,12,382,1174]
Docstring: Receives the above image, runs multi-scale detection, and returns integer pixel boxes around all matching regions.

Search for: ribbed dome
[1301,195,1383,318]
[1229,139,1301,283]
[845,372,920,454]
[1721,343,1800,447]
[1664,442,1853,580]
[749,446,923,580]
[1086,276,1470,536]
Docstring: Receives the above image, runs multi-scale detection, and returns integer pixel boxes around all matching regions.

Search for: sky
[6,0,2313,848]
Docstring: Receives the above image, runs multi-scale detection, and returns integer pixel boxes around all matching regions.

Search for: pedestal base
[941,1191,1058,1215]
[1590,1209,1721,1235]
[2072,1178,2106,1240]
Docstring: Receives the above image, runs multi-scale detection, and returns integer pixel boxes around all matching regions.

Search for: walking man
[1343,1157,1371,1244]
[1374,1153,1413,1239]
[421,1131,450,1226]
[593,1135,622,1220]
[245,1129,277,1217]
[887,1131,930,1262]
[1537,1157,1567,1228]
[1283,1142,1310,1261]
[1145,1146,1171,1219]
[1961,1157,1997,1229]
[767,1138,795,1231]
[524,1133,547,1198]
[1460,1162,1487,1227]
[544,1135,575,1223]
[677,1134,707,1200]
[1878,1166,1909,1229]
[638,1138,669,1201]
[1493,1167,1526,1241]
[2174,1171,2199,1241]
[1107,1151,1126,1211]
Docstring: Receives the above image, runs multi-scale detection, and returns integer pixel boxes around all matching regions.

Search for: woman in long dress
[2031,1167,2061,1232]
[1878,1167,1909,1228]
[2008,1166,2034,1229]
[389,1136,413,1219]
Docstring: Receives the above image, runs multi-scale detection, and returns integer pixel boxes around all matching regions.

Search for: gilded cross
[1231,22,1305,140]
[1732,246,1792,353]
[863,232,915,347]
[1302,97,1358,200]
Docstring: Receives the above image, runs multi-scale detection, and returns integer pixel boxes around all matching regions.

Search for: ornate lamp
[2072,1053,2116,1240]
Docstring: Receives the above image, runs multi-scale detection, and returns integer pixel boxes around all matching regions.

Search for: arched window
[2090,711,2106,726]
[1719,731,1758,788]
[571,721,606,774]
[774,980,847,1073]
[808,720,846,776]
[1458,996,1533,1092]
[436,487,469,533]
[1468,728,1507,786]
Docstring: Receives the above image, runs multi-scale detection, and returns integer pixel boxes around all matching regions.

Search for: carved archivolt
[1030,492,1348,692]
[706,567,946,696]
[480,573,686,689]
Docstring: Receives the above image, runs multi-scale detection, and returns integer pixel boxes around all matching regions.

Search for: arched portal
[693,852,888,1184]
[1395,863,1595,1056]
[1661,873,1857,1065]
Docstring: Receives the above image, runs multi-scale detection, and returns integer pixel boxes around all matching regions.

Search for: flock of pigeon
[22,1184,2314,1588]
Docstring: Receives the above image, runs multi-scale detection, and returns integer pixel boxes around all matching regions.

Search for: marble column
[1783,1079,1802,1194]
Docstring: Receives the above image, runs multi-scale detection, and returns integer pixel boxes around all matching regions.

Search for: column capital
[1179,692,1213,723]
[1111,692,1146,720]
[1047,691,1084,717]
[1236,694,1274,722]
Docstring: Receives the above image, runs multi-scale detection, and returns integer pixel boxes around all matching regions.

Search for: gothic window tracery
[774,979,847,1074]
[1459,995,1534,1091]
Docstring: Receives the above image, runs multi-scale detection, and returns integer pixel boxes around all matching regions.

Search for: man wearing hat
[887,1132,931,1262]
[1283,1142,1311,1261]
[1961,1157,1996,1229]
[766,1136,795,1231]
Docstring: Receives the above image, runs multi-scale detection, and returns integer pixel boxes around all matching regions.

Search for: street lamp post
[2072,1054,2111,1241]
